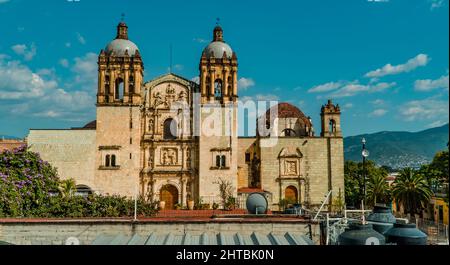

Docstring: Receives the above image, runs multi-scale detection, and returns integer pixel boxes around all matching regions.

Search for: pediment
[278,147,303,158]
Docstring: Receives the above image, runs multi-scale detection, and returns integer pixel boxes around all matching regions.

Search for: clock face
[362,149,370,158]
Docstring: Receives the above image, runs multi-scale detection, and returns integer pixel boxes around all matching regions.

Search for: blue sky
[0,0,448,138]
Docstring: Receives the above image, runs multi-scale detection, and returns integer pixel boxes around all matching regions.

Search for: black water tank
[385,223,428,245]
[338,223,386,245]
[367,205,397,235]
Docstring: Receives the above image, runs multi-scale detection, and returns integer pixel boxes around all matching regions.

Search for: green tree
[367,173,391,206]
[392,168,433,216]
[344,160,389,207]
[58,179,77,198]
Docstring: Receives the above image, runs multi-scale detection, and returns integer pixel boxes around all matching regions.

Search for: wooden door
[285,186,298,203]
[160,185,178,210]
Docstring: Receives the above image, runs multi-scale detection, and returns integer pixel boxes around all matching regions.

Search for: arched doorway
[285,186,298,203]
[160,184,179,209]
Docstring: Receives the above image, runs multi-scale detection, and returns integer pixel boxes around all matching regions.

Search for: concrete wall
[0,220,319,245]
[27,130,96,190]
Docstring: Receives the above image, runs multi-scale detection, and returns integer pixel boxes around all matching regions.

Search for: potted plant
[187,196,195,210]
[159,200,166,210]
[174,203,182,210]
[212,202,220,210]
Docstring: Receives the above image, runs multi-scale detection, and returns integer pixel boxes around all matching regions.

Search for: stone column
[233,70,238,97]
[224,69,229,102]
[110,71,116,101]
[181,179,187,207]
[124,68,130,102]
[210,70,215,101]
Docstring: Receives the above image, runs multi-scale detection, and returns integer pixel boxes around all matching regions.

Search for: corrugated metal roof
[92,232,314,245]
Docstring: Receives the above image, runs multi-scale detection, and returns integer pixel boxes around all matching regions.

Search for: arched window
[221,155,226,168]
[105,155,111,167]
[214,79,223,99]
[115,78,124,100]
[216,155,221,168]
[329,119,336,134]
[282,129,296,137]
[111,155,117,167]
[75,185,93,197]
[164,118,177,140]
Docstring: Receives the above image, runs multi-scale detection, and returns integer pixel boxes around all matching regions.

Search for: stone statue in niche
[169,149,176,165]
[178,91,188,102]
[148,119,154,132]
[153,92,163,107]
[162,151,169,165]
[148,153,153,168]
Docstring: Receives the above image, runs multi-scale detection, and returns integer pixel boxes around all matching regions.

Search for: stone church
[27,22,344,210]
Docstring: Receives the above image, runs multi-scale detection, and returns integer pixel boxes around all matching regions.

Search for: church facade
[27,22,344,210]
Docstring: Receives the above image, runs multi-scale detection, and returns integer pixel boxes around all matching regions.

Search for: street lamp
[362,138,370,207]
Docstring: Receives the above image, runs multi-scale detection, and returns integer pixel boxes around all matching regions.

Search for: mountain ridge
[344,123,449,169]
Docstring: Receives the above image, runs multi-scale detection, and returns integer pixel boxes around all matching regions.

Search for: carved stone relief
[161,148,178,166]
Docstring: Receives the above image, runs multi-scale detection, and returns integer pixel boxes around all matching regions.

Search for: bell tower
[97,22,143,105]
[94,21,143,197]
[321,100,342,137]
[196,24,239,202]
[199,25,238,104]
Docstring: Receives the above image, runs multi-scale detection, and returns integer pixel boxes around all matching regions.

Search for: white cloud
[238,77,255,90]
[371,99,385,106]
[11,43,37,61]
[428,120,448,128]
[328,81,396,98]
[76,32,86,45]
[0,60,57,99]
[365,54,430,78]
[59,58,69,68]
[0,55,95,121]
[255,94,280,101]
[191,76,200,84]
[65,42,72,48]
[193,38,208,43]
[369,109,388,117]
[399,98,449,122]
[343,103,353,109]
[414,75,449,91]
[71,52,98,89]
[367,0,389,2]
[430,0,446,10]
[0,0,10,4]
[308,81,342,93]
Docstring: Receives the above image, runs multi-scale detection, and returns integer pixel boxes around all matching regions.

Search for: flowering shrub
[0,145,158,218]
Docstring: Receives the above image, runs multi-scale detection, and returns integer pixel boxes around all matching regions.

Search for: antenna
[216,17,220,26]
[169,44,173,73]
[121,13,125,22]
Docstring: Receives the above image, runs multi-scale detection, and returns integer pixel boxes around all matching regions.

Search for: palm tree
[58,179,77,198]
[367,173,391,206]
[392,168,433,216]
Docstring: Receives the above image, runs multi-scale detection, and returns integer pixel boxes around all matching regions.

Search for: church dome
[105,39,139,56]
[202,25,234,59]
[105,21,140,57]
[203,41,233,59]
[264,103,312,127]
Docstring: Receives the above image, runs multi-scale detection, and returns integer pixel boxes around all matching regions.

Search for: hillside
[344,124,449,169]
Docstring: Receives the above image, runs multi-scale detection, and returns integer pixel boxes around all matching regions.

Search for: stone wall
[27,130,96,190]
[259,137,345,210]
[0,219,320,245]
[95,106,141,197]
